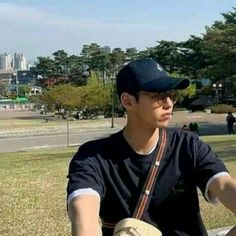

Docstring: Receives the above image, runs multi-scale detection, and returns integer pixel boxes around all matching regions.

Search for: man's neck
[123,125,159,155]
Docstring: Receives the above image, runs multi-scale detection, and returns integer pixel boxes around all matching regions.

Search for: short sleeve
[193,137,228,199]
[67,145,105,199]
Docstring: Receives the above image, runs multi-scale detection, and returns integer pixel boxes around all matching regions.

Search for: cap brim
[140,76,190,93]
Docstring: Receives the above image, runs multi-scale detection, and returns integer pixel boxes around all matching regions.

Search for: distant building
[0,69,15,82]
[13,53,27,70]
[29,86,42,95]
[0,53,12,70]
[0,52,28,70]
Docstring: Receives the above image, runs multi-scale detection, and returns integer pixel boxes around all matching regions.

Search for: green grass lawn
[0,135,236,235]
[0,148,76,236]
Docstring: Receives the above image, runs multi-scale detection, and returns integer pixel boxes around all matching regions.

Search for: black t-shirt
[67,128,228,236]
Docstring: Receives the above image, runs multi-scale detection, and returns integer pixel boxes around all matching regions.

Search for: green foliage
[18,85,31,96]
[36,57,56,77]
[125,48,138,60]
[179,83,196,99]
[0,81,8,97]
[28,94,42,106]
[42,84,81,111]
[80,71,111,113]
[52,50,69,75]
[200,85,213,96]
[41,72,112,115]
[148,40,180,73]
[201,7,236,96]
[169,71,196,100]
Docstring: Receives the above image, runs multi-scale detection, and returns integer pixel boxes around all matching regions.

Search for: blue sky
[0,0,235,60]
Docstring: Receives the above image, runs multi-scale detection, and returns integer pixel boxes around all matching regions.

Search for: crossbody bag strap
[132,128,167,220]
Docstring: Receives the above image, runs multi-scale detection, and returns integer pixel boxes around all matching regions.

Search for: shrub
[208,104,236,114]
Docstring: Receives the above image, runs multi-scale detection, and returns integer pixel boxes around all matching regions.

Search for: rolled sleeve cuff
[67,188,100,207]
[205,171,230,204]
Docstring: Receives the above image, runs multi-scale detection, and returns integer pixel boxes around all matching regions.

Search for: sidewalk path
[0,120,113,138]
[0,111,231,138]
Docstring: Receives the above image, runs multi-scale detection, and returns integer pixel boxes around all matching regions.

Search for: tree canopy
[33,6,236,110]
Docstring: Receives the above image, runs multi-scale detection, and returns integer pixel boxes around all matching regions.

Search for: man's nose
[162,97,173,109]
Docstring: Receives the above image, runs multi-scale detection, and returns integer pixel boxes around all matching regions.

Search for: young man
[67,59,236,236]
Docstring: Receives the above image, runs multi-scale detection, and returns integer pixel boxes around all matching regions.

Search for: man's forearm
[69,195,102,236]
[71,216,102,236]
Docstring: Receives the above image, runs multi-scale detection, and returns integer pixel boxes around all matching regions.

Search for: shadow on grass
[17,114,57,121]
[170,122,230,136]
[198,122,229,136]
[213,148,236,162]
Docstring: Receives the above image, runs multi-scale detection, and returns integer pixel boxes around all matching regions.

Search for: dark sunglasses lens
[159,91,178,104]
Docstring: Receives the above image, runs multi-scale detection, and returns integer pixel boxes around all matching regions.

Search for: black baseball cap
[116,58,190,97]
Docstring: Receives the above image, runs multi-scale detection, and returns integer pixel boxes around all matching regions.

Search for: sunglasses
[137,90,179,106]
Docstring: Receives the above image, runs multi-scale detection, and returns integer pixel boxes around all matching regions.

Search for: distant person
[67,59,236,236]
[182,124,189,131]
[226,112,235,134]
[189,122,199,135]
[40,105,45,115]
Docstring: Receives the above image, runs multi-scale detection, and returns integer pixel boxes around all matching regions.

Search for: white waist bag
[113,218,162,236]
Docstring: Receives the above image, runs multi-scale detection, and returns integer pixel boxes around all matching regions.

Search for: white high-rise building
[14,53,27,70]
[0,53,12,70]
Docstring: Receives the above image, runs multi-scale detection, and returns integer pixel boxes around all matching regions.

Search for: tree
[67,55,88,86]
[222,7,236,24]
[52,50,69,75]
[41,84,81,112]
[80,71,111,116]
[201,7,236,96]
[35,57,57,87]
[125,48,138,61]
[178,35,206,80]
[80,43,111,83]
[40,72,112,117]
[18,85,31,97]
[179,84,196,99]
[0,82,8,97]
[147,40,180,72]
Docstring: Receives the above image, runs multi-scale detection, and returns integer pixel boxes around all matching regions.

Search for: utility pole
[111,76,115,128]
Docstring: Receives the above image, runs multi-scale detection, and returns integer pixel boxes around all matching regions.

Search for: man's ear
[120,92,136,110]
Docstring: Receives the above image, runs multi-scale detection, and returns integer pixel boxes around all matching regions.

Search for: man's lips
[160,113,172,120]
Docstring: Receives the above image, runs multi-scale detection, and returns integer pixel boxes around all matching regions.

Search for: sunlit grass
[0,135,236,235]
[0,148,76,236]
[200,135,236,229]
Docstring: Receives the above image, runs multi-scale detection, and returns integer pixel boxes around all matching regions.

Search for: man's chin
[156,121,169,128]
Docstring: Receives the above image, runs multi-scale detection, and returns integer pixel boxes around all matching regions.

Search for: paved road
[0,110,232,153]
[0,127,120,153]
